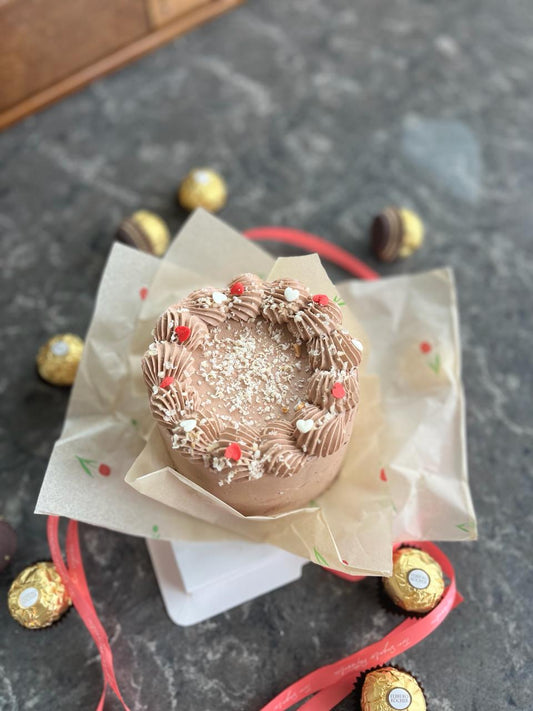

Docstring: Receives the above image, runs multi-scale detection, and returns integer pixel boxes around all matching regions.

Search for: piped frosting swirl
[227,273,265,322]
[307,329,363,371]
[287,298,342,341]
[293,404,349,457]
[307,369,359,413]
[261,279,310,324]
[170,410,220,459]
[154,308,209,350]
[183,287,229,327]
[210,424,263,483]
[150,385,198,427]
[142,342,195,392]
[261,420,308,478]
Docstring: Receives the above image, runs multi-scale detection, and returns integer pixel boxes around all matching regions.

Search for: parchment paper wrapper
[36,209,476,576]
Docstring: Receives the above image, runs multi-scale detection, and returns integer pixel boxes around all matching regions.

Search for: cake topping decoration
[331,382,346,399]
[180,419,197,432]
[144,273,362,495]
[212,291,228,305]
[175,325,191,343]
[352,337,364,351]
[230,281,244,296]
[296,418,314,433]
[224,442,242,461]
[312,294,329,306]
[284,286,300,302]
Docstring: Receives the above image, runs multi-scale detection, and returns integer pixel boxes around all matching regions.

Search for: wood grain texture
[0,0,244,131]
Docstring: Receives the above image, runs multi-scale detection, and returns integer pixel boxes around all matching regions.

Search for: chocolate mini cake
[142,274,363,515]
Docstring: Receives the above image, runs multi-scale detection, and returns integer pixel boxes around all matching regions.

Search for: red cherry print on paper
[224,443,242,461]
[175,325,191,343]
[230,282,244,296]
[160,376,175,389]
[312,294,329,306]
[331,382,346,399]
[420,341,432,354]
[98,463,111,477]
[140,287,148,300]
[380,468,387,482]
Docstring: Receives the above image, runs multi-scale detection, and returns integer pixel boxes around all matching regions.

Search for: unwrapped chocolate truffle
[370,207,424,262]
[383,546,445,614]
[8,561,71,629]
[115,210,170,256]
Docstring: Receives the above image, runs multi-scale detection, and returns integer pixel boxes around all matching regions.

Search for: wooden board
[0,0,244,131]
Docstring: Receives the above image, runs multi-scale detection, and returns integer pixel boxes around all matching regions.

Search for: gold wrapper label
[407,568,430,589]
[18,587,40,608]
[8,561,71,629]
[383,547,445,614]
[387,687,412,709]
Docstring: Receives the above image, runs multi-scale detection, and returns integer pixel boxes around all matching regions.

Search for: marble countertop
[1,0,532,708]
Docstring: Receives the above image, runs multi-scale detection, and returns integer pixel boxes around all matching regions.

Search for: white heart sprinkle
[296,419,314,434]
[212,291,227,305]
[352,338,364,352]
[152,385,159,394]
[180,419,197,432]
[284,286,299,302]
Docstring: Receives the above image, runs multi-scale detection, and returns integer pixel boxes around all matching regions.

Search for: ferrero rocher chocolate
[178,168,227,212]
[36,333,84,386]
[115,210,170,256]
[383,547,445,614]
[370,207,424,262]
[8,561,71,629]
[0,519,17,572]
[361,667,426,711]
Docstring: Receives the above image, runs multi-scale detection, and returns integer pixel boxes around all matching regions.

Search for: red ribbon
[47,516,131,711]
[260,541,462,711]
[243,227,380,281]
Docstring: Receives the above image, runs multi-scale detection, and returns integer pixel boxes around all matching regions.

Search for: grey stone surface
[1,0,532,708]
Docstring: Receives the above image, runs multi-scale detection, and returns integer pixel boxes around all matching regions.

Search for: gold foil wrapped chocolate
[115,210,170,256]
[8,561,71,629]
[361,667,426,711]
[383,547,445,614]
[178,168,227,212]
[36,333,84,386]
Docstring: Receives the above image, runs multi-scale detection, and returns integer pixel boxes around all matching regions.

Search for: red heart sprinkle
[224,442,242,461]
[313,294,329,306]
[380,468,387,482]
[230,282,244,296]
[98,463,111,477]
[420,341,432,354]
[175,325,191,343]
[160,376,175,389]
[140,287,148,300]
[331,382,346,399]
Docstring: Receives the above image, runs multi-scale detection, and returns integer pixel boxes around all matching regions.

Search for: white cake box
[147,537,307,626]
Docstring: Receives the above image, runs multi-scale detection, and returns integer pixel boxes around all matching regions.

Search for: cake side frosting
[142,274,363,488]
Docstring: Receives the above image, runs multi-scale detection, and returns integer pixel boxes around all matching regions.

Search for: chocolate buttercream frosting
[142,274,362,514]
